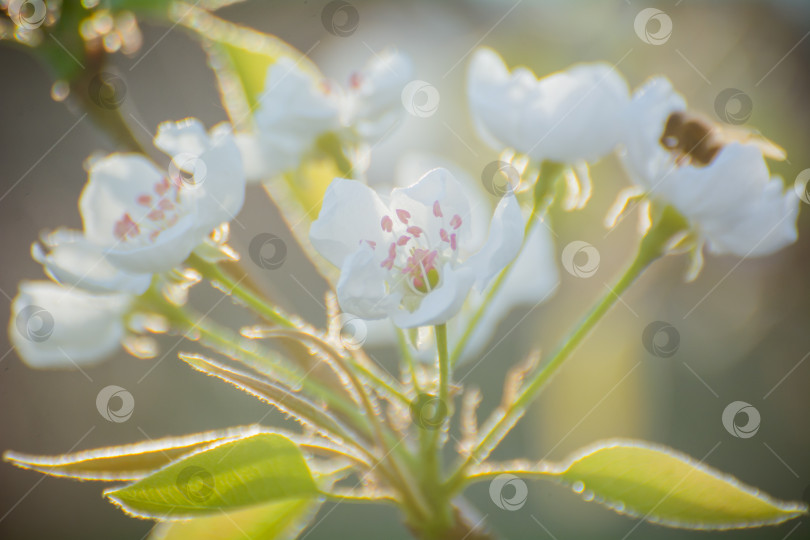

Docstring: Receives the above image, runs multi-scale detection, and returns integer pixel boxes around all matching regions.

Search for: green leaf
[150,497,323,540]
[105,433,318,519]
[175,4,319,126]
[550,439,807,529]
[4,426,260,481]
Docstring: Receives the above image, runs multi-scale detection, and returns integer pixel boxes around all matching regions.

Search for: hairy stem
[445,207,688,493]
[450,161,565,367]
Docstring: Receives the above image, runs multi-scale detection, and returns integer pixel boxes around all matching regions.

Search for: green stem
[445,206,688,493]
[397,329,422,395]
[189,254,292,327]
[450,161,565,367]
[415,324,454,538]
[450,206,539,367]
[436,324,450,411]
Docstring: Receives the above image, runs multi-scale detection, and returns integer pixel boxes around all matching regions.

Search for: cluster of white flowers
[10,45,800,370]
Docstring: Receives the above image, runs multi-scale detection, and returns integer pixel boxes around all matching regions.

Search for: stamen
[406,226,423,238]
[155,178,171,196]
[381,215,393,232]
[450,215,462,229]
[396,209,411,224]
[113,213,139,241]
[433,201,442,217]
[136,194,152,206]
[381,243,396,270]
[397,235,410,246]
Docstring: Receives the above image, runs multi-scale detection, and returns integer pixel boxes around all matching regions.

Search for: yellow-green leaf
[105,434,318,519]
[150,497,322,540]
[174,2,319,125]
[550,439,806,529]
[3,426,260,481]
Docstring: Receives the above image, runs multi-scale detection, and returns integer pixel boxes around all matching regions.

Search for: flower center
[112,177,183,244]
[372,200,463,295]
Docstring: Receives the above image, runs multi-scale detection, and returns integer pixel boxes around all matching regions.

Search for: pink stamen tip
[406,226,423,238]
[440,228,450,243]
[365,240,376,249]
[147,210,165,221]
[155,178,170,196]
[381,215,393,232]
[396,209,411,224]
[450,215,462,230]
[157,198,174,211]
[136,194,152,206]
[433,200,443,217]
[113,213,139,240]
[397,235,410,246]
[349,72,362,89]
[450,234,457,251]
[381,258,394,270]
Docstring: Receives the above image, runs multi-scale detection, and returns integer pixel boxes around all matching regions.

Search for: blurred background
[2,0,810,538]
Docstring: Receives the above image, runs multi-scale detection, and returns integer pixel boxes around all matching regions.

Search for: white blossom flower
[9,281,130,369]
[310,168,525,328]
[361,154,559,361]
[467,47,630,164]
[236,50,412,182]
[33,119,245,291]
[619,77,798,260]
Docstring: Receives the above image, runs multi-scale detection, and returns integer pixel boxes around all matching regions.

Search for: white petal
[252,57,342,177]
[621,76,686,188]
[455,218,559,363]
[336,245,400,320]
[468,47,630,163]
[349,50,413,141]
[466,191,525,289]
[80,154,164,247]
[33,229,151,295]
[391,263,475,328]
[390,168,474,252]
[156,119,246,232]
[702,175,798,257]
[104,214,200,273]
[310,178,389,268]
[394,154,491,252]
[153,117,210,157]
[233,132,273,184]
[9,281,128,369]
